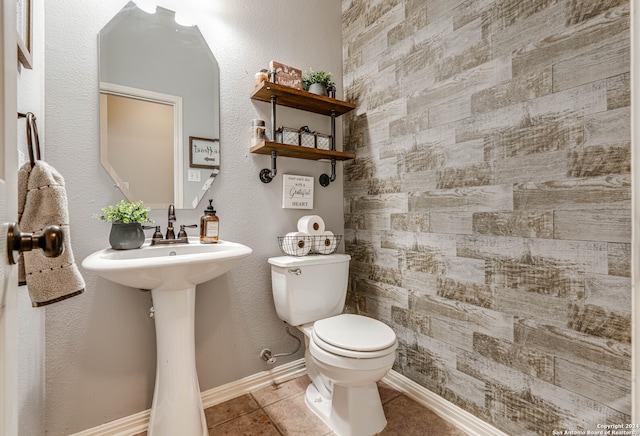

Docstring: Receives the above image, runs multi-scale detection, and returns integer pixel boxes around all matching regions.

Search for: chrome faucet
[166,204,176,240]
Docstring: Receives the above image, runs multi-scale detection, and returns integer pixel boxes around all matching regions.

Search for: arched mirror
[99,1,220,209]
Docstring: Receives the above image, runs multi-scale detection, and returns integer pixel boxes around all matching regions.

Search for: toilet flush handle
[288,268,301,275]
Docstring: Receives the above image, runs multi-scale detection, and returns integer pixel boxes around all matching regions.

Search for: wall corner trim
[69,361,503,436]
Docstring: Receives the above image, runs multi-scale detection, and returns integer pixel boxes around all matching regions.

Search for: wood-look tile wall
[341,0,630,433]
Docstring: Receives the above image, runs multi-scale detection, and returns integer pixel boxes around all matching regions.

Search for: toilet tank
[268,254,351,326]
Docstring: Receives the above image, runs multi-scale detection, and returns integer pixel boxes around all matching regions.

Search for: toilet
[268,253,397,436]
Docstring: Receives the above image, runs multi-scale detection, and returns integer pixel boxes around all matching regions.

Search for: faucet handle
[143,225,163,240]
[177,224,198,239]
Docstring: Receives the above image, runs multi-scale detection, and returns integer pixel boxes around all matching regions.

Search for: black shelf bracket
[259,150,278,183]
[330,109,336,151]
[258,94,279,183]
[319,159,337,187]
[270,95,277,141]
[319,109,338,187]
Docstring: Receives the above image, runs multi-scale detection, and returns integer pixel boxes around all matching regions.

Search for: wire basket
[312,234,342,255]
[278,234,342,256]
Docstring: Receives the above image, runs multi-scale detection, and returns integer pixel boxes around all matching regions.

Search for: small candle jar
[251,119,266,147]
[255,70,268,87]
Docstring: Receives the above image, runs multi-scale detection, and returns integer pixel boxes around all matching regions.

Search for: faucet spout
[166,204,176,239]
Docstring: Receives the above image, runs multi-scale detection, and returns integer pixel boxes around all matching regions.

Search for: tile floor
[135,374,468,435]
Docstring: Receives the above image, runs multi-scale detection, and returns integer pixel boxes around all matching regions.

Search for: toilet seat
[312,314,397,359]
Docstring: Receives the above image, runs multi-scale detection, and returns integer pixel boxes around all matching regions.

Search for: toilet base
[305,382,387,436]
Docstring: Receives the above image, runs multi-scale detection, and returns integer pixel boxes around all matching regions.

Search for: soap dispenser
[200,199,219,244]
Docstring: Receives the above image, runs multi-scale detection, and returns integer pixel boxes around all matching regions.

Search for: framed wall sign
[282,174,314,209]
[17,0,33,69]
[189,136,220,169]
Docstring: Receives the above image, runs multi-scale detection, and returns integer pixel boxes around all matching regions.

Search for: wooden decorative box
[269,60,302,90]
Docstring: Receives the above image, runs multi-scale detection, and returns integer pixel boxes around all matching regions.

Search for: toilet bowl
[268,254,398,436]
[299,315,397,436]
[309,314,397,384]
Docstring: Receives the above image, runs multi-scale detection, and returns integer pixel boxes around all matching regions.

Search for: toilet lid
[313,314,396,352]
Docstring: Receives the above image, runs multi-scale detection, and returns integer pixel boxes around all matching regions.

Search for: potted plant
[302,68,334,96]
[95,200,152,249]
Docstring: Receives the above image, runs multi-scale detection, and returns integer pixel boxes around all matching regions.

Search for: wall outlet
[188,169,201,182]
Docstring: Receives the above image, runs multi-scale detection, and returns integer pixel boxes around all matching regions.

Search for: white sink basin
[82,238,252,436]
[82,238,252,290]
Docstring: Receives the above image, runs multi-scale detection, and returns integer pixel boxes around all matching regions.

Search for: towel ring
[17,112,41,167]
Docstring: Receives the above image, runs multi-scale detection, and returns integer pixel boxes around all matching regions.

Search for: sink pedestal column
[148,287,207,436]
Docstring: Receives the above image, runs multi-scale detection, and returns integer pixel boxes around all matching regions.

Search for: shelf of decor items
[249,81,356,186]
[249,141,355,161]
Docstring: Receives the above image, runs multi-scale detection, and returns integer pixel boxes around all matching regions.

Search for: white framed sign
[282,174,314,209]
[189,136,220,169]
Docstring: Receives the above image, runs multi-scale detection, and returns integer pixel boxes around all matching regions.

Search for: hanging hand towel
[18,160,85,307]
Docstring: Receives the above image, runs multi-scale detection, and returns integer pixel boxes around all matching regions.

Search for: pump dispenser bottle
[200,199,219,243]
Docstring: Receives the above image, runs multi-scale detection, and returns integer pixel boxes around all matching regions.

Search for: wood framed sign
[189,136,220,169]
[282,174,314,209]
[269,60,302,90]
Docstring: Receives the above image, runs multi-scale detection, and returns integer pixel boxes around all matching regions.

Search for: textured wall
[342,0,630,434]
[44,1,344,434]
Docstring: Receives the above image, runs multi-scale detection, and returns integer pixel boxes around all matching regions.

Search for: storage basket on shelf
[299,126,315,148]
[278,234,342,256]
[275,126,299,145]
[316,132,332,150]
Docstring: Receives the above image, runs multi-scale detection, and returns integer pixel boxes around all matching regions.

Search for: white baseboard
[71,360,504,436]
[382,371,508,436]
[200,358,307,409]
[70,359,306,436]
[69,408,150,436]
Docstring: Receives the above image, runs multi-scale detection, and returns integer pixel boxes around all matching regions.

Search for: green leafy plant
[95,200,152,224]
[302,68,334,90]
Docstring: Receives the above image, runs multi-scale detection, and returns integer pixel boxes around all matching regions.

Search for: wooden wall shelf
[250,141,355,161]
[249,81,356,185]
[250,82,355,116]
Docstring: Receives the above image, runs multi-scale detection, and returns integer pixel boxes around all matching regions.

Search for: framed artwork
[17,0,33,69]
[189,136,220,169]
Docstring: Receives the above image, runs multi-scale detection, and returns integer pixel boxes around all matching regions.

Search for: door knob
[6,222,64,265]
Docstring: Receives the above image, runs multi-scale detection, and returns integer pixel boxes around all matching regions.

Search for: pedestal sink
[82,239,252,436]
